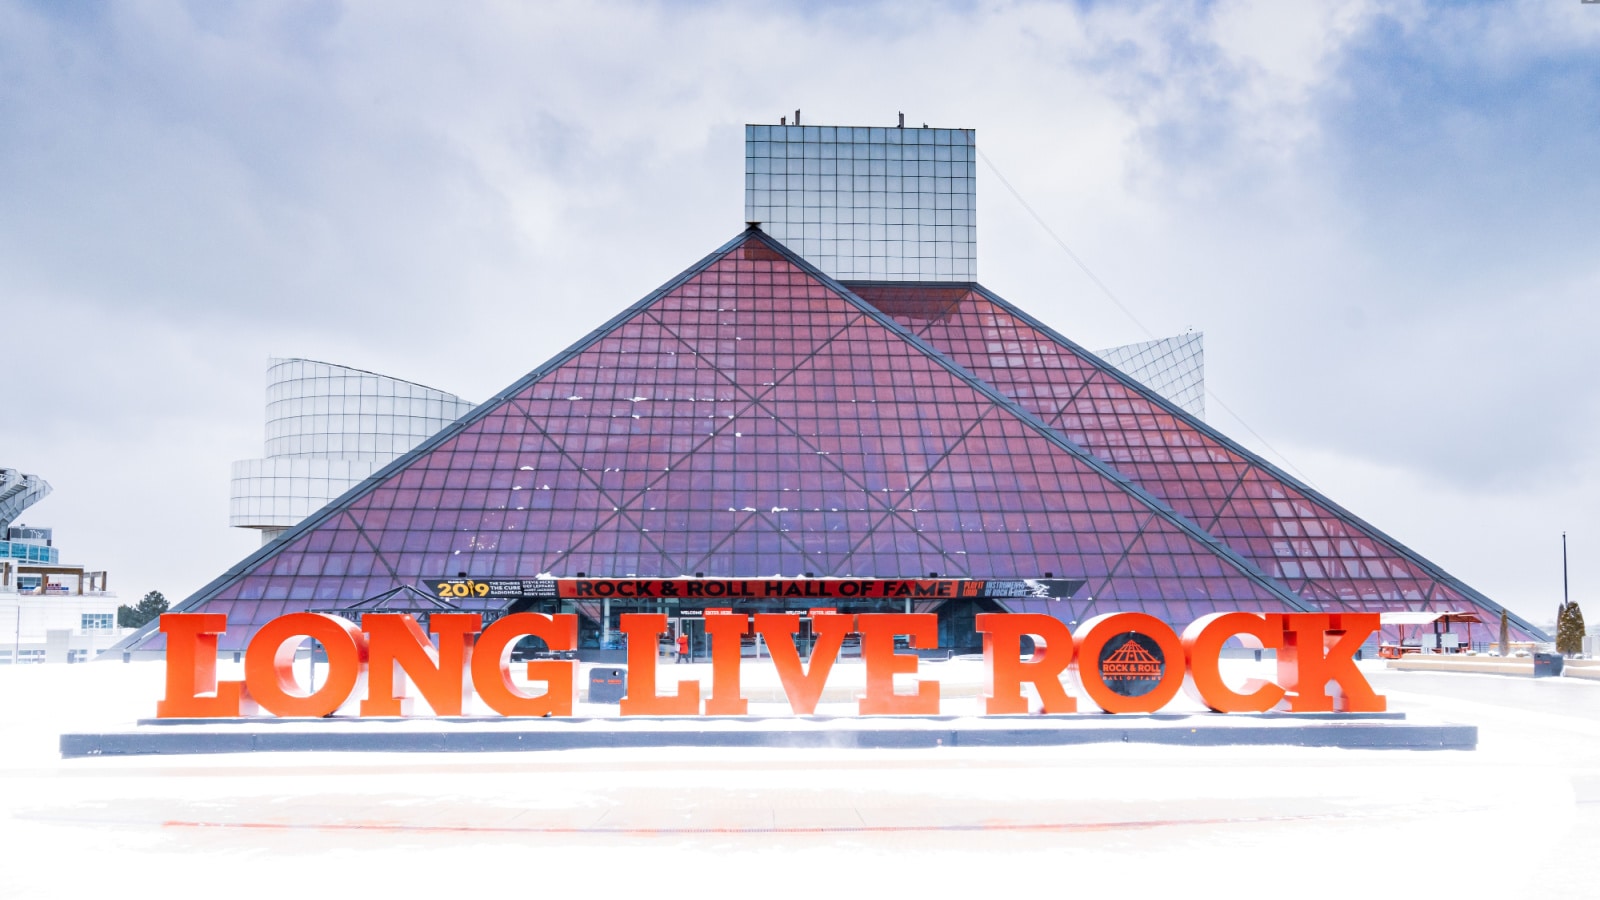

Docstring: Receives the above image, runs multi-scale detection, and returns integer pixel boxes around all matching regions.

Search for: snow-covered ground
[2,658,1596,898]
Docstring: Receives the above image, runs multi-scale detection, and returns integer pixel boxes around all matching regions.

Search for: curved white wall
[230,359,475,538]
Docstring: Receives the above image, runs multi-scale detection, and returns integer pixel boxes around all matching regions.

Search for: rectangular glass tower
[744,123,976,281]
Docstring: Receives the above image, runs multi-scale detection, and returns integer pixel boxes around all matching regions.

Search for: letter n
[361,613,481,716]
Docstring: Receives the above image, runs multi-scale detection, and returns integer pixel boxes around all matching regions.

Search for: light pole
[1563,531,1570,608]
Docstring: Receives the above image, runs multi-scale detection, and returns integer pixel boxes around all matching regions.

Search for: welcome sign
[155,610,1386,718]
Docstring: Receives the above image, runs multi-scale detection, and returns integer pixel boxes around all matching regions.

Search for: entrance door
[676,616,705,662]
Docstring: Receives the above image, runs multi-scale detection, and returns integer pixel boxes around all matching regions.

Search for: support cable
[977,147,1319,489]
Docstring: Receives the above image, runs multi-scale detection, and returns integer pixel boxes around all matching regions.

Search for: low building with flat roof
[1,469,121,663]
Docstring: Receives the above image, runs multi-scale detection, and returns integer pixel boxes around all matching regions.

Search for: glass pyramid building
[120,120,1545,654]
[848,282,1542,644]
[120,226,1543,654]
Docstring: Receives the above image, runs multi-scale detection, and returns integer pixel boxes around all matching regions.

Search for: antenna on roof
[780,115,786,125]
[794,108,801,126]
[898,111,904,128]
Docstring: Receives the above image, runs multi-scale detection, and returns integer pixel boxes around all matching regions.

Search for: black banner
[428,576,1084,602]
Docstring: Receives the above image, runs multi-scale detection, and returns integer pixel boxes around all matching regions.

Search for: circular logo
[1095,632,1167,698]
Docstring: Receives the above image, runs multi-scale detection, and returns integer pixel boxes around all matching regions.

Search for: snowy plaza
[2,658,1596,898]
[7,4,1600,898]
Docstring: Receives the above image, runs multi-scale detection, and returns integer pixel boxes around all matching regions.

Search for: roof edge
[961,282,1548,641]
[121,229,767,652]
[265,357,470,402]
[750,232,1315,614]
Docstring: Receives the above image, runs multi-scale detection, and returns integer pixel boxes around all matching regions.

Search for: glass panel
[850,281,1528,638]
[145,233,1358,651]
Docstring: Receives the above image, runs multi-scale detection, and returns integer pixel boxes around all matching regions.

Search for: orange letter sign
[156,614,248,718]
[1181,612,1285,713]
[151,609,1391,720]
[703,611,749,716]
[1278,613,1386,712]
[857,613,940,715]
[244,613,367,718]
[755,613,853,715]
[470,613,578,717]
[618,613,699,715]
[976,612,1077,714]
[361,613,482,717]
[1073,612,1184,714]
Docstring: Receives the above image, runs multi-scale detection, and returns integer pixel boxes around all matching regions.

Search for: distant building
[230,359,476,545]
[0,468,51,536]
[0,468,120,664]
[1096,333,1205,420]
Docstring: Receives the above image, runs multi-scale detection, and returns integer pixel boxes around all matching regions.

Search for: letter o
[244,613,366,718]
[1074,612,1184,714]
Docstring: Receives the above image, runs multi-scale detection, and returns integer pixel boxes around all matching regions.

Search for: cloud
[2,0,1596,621]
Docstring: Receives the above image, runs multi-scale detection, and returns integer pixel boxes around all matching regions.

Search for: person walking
[676,631,690,664]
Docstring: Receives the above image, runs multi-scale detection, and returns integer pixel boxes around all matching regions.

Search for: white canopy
[1379,610,1485,626]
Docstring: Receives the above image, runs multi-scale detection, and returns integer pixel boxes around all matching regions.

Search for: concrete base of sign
[61,713,1475,757]
[1565,660,1600,681]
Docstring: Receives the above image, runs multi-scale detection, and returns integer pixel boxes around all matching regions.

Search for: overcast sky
[4,0,1597,627]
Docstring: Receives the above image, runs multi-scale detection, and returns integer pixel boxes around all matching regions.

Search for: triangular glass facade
[132,231,1315,652]
[848,282,1542,642]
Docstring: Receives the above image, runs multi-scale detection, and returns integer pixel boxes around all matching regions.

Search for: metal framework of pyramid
[847,282,1544,643]
[121,228,1543,652]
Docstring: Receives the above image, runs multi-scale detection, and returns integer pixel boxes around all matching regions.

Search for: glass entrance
[675,616,705,662]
